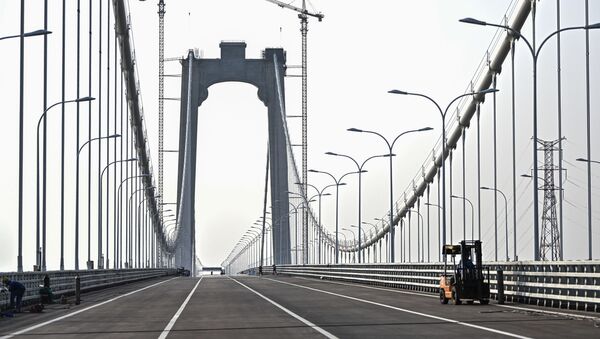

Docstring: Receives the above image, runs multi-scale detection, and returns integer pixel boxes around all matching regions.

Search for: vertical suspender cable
[105,0,111,270]
[17,0,25,273]
[60,0,66,271]
[75,0,81,270]
[493,73,498,262]
[87,0,93,268]
[556,0,564,260]
[97,0,102,269]
[511,39,517,261]
[584,0,592,260]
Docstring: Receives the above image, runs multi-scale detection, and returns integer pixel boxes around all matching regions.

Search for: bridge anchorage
[176,42,292,271]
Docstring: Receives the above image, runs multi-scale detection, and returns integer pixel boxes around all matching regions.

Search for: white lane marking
[495,304,600,321]
[296,276,437,299]
[266,278,531,339]
[158,277,203,339]
[229,277,338,339]
[0,277,178,339]
[295,276,600,322]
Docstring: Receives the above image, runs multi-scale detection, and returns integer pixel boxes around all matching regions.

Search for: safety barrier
[1,268,176,309]
[263,260,600,313]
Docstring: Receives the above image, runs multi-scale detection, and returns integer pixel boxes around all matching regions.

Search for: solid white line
[158,277,203,339]
[266,278,531,339]
[495,304,600,321]
[0,277,178,339]
[296,276,437,299]
[296,276,600,321]
[229,277,338,339]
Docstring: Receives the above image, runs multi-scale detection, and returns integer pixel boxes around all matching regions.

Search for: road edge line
[0,277,178,339]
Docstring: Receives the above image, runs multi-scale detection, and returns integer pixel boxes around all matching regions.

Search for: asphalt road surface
[1,275,599,338]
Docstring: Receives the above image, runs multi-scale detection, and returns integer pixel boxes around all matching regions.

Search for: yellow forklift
[439,240,490,305]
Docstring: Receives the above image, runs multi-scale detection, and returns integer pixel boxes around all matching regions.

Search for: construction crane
[265,0,323,265]
[141,0,166,220]
[157,0,166,221]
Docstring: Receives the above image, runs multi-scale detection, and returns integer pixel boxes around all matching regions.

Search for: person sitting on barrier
[38,275,54,304]
[2,277,26,313]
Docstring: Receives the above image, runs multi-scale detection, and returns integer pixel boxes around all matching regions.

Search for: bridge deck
[1,275,598,338]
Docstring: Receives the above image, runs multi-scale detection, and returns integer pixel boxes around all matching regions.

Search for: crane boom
[265,0,324,20]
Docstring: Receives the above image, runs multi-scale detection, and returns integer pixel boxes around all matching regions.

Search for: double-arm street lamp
[341,228,357,263]
[347,127,433,262]
[325,152,393,263]
[295,182,334,264]
[460,17,600,260]
[388,88,498,263]
[309,169,361,263]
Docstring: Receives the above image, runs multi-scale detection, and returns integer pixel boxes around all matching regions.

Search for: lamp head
[586,23,600,29]
[76,96,96,102]
[480,186,491,190]
[459,17,487,26]
[478,88,499,95]
[347,128,363,133]
[576,158,588,162]
[23,29,52,37]
[388,89,408,95]
[325,151,339,156]
[418,127,434,132]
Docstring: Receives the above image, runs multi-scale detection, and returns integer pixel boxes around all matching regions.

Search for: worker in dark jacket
[2,277,26,312]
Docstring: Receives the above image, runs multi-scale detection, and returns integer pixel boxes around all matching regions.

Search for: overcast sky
[0,0,598,272]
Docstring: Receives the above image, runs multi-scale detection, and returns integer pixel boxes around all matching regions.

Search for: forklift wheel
[480,299,489,305]
[439,289,448,304]
[466,300,474,305]
[451,287,462,305]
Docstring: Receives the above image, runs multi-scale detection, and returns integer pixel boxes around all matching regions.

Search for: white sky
[0,0,599,271]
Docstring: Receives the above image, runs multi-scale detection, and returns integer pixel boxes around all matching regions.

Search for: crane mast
[158,0,165,219]
[265,0,323,265]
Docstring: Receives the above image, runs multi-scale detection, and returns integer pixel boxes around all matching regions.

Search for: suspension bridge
[1,0,599,337]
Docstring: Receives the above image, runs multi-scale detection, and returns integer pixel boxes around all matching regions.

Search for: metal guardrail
[1,268,176,309]
[262,261,600,313]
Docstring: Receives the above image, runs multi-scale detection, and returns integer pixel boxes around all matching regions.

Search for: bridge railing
[265,260,600,312]
[1,268,175,310]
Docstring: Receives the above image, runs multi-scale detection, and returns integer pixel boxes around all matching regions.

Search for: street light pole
[460,17,600,260]
[481,187,509,261]
[116,174,150,268]
[326,152,392,263]
[388,88,498,264]
[36,96,95,271]
[309,169,356,263]
[75,133,119,269]
[450,195,474,242]
[296,182,334,264]
[347,127,433,263]
[98,158,137,268]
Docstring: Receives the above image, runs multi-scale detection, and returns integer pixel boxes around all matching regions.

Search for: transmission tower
[158,0,165,216]
[537,138,563,261]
